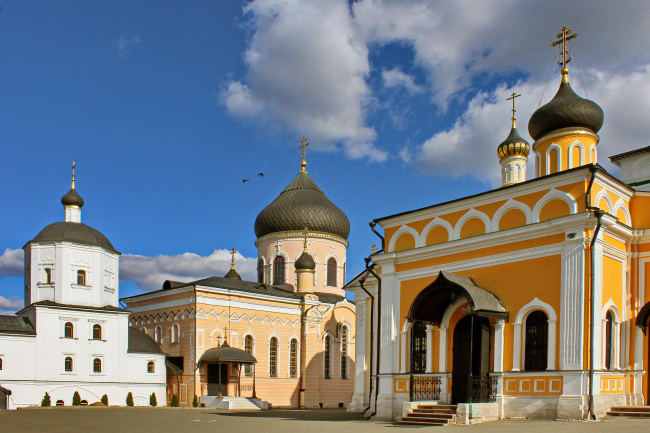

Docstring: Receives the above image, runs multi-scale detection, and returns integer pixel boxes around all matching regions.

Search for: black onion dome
[29,222,119,254]
[295,251,316,270]
[254,171,350,240]
[497,126,530,160]
[224,268,242,280]
[528,81,604,141]
[61,188,84,208]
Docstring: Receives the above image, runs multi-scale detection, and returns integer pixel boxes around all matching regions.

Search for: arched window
[257,259,264,283]
[155,326,163,343]
[171,323,180,343]
[273,256,285,284]
[64,322,74,338]
[324,335,332,379]
[411,321,427,373]
[340,326,348,378]
[524,311,548,371]
[92,324,102,340]
[269,337,278,377]
[64,356,73,372]
[290,339,298,378]
[605,310,615,370]
[44,268,52,284]
[327,258,337,286]
[77,270,86,286]
[93,358,101,373]
[244,335,254,376]
[0,358,3,370]
[147,361,155,373]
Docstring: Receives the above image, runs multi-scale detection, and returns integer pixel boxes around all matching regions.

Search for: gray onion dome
[295,251,316,270]
[61,188,84,208]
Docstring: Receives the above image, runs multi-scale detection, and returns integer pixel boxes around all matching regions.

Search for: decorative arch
[388,225,420,252]
[513,298,557,371]
[612,200,631,226]
[594,189,614,214]
[589,144,597,164]
[491,199,532,232]
[601,300,621,370]
[273,254,287,284]
[568,141,585,168]
[209,328,224,344]
[154,325,163,343]
[171,323,180,343]
[532,189,578,223]
[452,209,491,240]
[535,151,542,177]
[420,218,453,246]
[546,143,562,174]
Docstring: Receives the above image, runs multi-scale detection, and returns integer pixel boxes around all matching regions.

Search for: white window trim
[90,355,105,376]
[62,353,76,375]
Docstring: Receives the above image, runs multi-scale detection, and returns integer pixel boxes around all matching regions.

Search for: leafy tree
[170,394,179,407]
[41,392,51,407]
[150,393,157,407]
[126,392,134,407]
[101,394,108,406]
[192,394,199,408]
[72,391,81,406]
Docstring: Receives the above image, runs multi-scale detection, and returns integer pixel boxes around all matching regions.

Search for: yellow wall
[459,218,486,239]
[394,233,416,252]
[499,208,527,231]
[426,226,449,245]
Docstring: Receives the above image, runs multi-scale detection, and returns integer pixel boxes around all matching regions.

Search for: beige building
[123,150,356,408]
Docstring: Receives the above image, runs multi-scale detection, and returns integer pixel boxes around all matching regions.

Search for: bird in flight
[241,178,250,183]
[258,173,264,178]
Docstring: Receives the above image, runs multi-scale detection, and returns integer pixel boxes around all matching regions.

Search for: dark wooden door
[451,315,491,404]
[207,363,229,396]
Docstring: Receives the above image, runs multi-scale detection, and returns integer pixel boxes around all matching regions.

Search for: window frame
[410,321,427,373]
[324,334,332,379]
[64,322,74,339]
[44,268,52,284]
[257,259,264,283]
[326,258,337,287]
[92,357,102,374]
[64,356,74,373]
[604,310,615,370]
[269,337,278,377]
[76,270,86,286]
[273,256,285,284]
[289,338,298,378]
[244,335,254,376]
[92,324,102,341]
[147,361,156,374]
[340,326,348,379]
[523,310,549,372]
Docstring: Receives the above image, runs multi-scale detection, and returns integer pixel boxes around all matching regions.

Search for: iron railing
[469,375,497,403]
[409,375,442,401]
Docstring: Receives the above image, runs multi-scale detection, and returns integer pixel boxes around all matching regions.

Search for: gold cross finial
[370,244,378,254]
[299,136,309,172]
[230,247,236,270]
[506,92,521,128]
[551,26,577,82]
[71,161,76,190]
[302,227,309,252]
[223,327,228,344]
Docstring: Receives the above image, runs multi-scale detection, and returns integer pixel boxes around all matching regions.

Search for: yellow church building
[346,28,650,422]
[123,149,356,409]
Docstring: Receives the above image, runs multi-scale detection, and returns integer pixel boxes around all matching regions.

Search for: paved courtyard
[1,407,649,433]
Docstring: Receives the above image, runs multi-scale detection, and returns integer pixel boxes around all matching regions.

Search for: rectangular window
[269,338,278,377]
[77,270,86,286]
[289,339,298,378]
[45,268,52,284]
[244,336,253,376]
[324,336,331,379]
[341,327,348,379]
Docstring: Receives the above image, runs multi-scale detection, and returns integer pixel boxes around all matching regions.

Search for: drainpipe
[358,277,374,417]
[364,258,382,418]
[298,296,306,408]
[588,209,605,420]
[369,222,385,253]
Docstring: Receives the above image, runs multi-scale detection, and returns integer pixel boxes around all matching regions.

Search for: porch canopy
[407,271,509,325]
[636,301,650,330]
[198,342,257,364]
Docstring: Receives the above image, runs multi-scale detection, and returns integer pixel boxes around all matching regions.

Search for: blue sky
[2,0,650,313]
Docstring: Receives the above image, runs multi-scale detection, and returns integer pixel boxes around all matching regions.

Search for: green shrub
[72,391,81,406]
[192,394,199,408]
[170,394,179,407]
[150,392,157,407]
[126,392,134,407]
[101,394,108,406]
[41,392,51,407]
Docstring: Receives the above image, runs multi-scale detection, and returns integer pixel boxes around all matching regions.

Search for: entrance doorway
[207,363,229,396]
[451,315,491,404]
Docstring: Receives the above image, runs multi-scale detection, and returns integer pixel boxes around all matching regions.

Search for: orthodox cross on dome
[302,227,309,252]
[223,326,228,344]
[506,92,521,128]
[299,136,309,172]
[275,241,282,252]
[71,160,76,189]
[230,247,237,270]
[370,244,378,254]
[552,26,577,80]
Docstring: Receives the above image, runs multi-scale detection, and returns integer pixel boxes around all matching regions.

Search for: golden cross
[506,92,521,123]
[230,247,236,269]
[551,26,577,69]
[71,161,76,189]
[299,136,309,172]
[370,244,378,254]
[302,227,309,251]
[223,327,228,343]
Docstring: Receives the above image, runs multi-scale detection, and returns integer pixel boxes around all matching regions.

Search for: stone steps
[399,404,458,426]
[606,406,650,418]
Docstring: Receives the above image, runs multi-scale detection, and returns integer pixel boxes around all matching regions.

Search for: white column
[425,324,433,373]
[512,323,521,371]
[547,320,557,370]
[400,330,407,373]
[614,321,621,370]
[494,320,505,372]
[559,240,585,370]
[438,327,447,372]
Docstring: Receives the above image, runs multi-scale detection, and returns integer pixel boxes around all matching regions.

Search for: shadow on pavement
[213,408,371,422]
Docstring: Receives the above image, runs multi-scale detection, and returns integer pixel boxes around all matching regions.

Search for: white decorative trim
[388,225,420,252]
[531,189,578,223]
[420,218,453,246]
[601,300,621,370]
[612,199,631,226]
[568,140,585,168]
[490,199,533,232]
[594,189,615,213]
[513,297,557,371]
[546,143,562,174]
[452,208,491,240]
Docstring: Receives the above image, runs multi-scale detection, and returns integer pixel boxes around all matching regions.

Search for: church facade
[123,149,356,408]
[0,169,166,409]
[346,29,650,421]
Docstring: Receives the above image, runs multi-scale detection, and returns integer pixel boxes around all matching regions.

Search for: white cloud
[0,248,23,277]
[0,295,23,315]
[116,34,142,57]
[382,68,423,95]
[120,249,257,292]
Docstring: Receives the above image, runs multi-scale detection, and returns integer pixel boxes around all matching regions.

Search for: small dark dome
[295,251,316,270]
[29,222,118,254]
[528,81,604,141]
[61,188,84,208]
[128,327,163,354]
[497,126,530,160]
[224,268,242,280]
[255,171,350,240]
